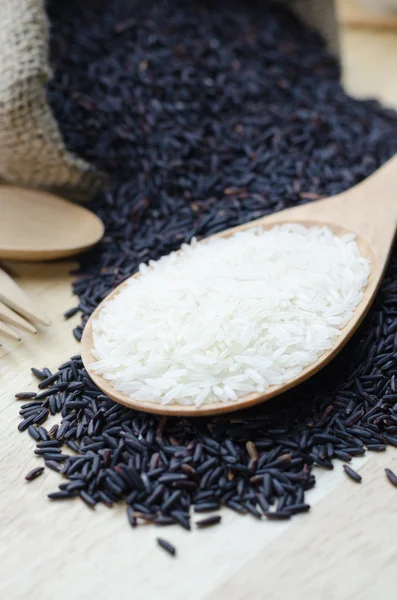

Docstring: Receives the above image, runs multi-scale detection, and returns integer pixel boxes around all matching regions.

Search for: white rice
[90,224,370,406]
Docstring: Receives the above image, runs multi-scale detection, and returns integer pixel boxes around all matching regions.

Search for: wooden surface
[2,25,397,600]
[340,27,397,106]
[82,155,397,417]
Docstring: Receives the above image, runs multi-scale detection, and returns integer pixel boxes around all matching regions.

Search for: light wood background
[1,17,397,600]
[338,0,397,29]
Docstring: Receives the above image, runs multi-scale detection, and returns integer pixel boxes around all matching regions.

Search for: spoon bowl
[81,155,397,416]
[0,186,104,261]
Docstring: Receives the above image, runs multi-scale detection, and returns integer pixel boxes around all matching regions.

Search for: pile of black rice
[17,0,397,536]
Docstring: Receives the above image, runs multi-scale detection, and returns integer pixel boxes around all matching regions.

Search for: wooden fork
[0,267,51,340]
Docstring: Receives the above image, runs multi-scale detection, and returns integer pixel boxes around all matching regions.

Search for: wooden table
[1,26,397,600]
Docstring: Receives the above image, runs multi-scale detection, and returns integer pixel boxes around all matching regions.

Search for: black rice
[44,460,63,473]
[31,368,47,380]
[48,491,75,500]
[25,467,45,481]
[15,392,37,400]
[64,307,80,319]
[343,465,362,483]
[196,515,222,528]
[194,502,221,513]
[157,538,176,557]
[28,426,41,441]
[385,468,397,487]
[264,511,292,520]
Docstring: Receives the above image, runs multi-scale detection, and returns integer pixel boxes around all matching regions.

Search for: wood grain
[1,26,397,600]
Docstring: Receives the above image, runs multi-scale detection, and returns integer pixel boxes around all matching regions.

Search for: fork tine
[0,301,37,334]
[0,268,51,327]
[0,320,21,341]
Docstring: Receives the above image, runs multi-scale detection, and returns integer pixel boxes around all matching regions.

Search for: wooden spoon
[81,154,397,417]
[0,186,104,261]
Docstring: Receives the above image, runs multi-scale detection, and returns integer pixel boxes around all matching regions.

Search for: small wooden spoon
[81,154,397,416]
[0,186,104,261]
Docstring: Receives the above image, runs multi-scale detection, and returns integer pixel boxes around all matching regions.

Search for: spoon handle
[320,153,397,256]
[343,153,397,213]
[254,153,397,259]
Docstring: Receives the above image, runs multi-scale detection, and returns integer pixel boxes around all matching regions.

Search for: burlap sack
[0,0,105,201]
[290,0,340,57]
[0,0,338,203]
